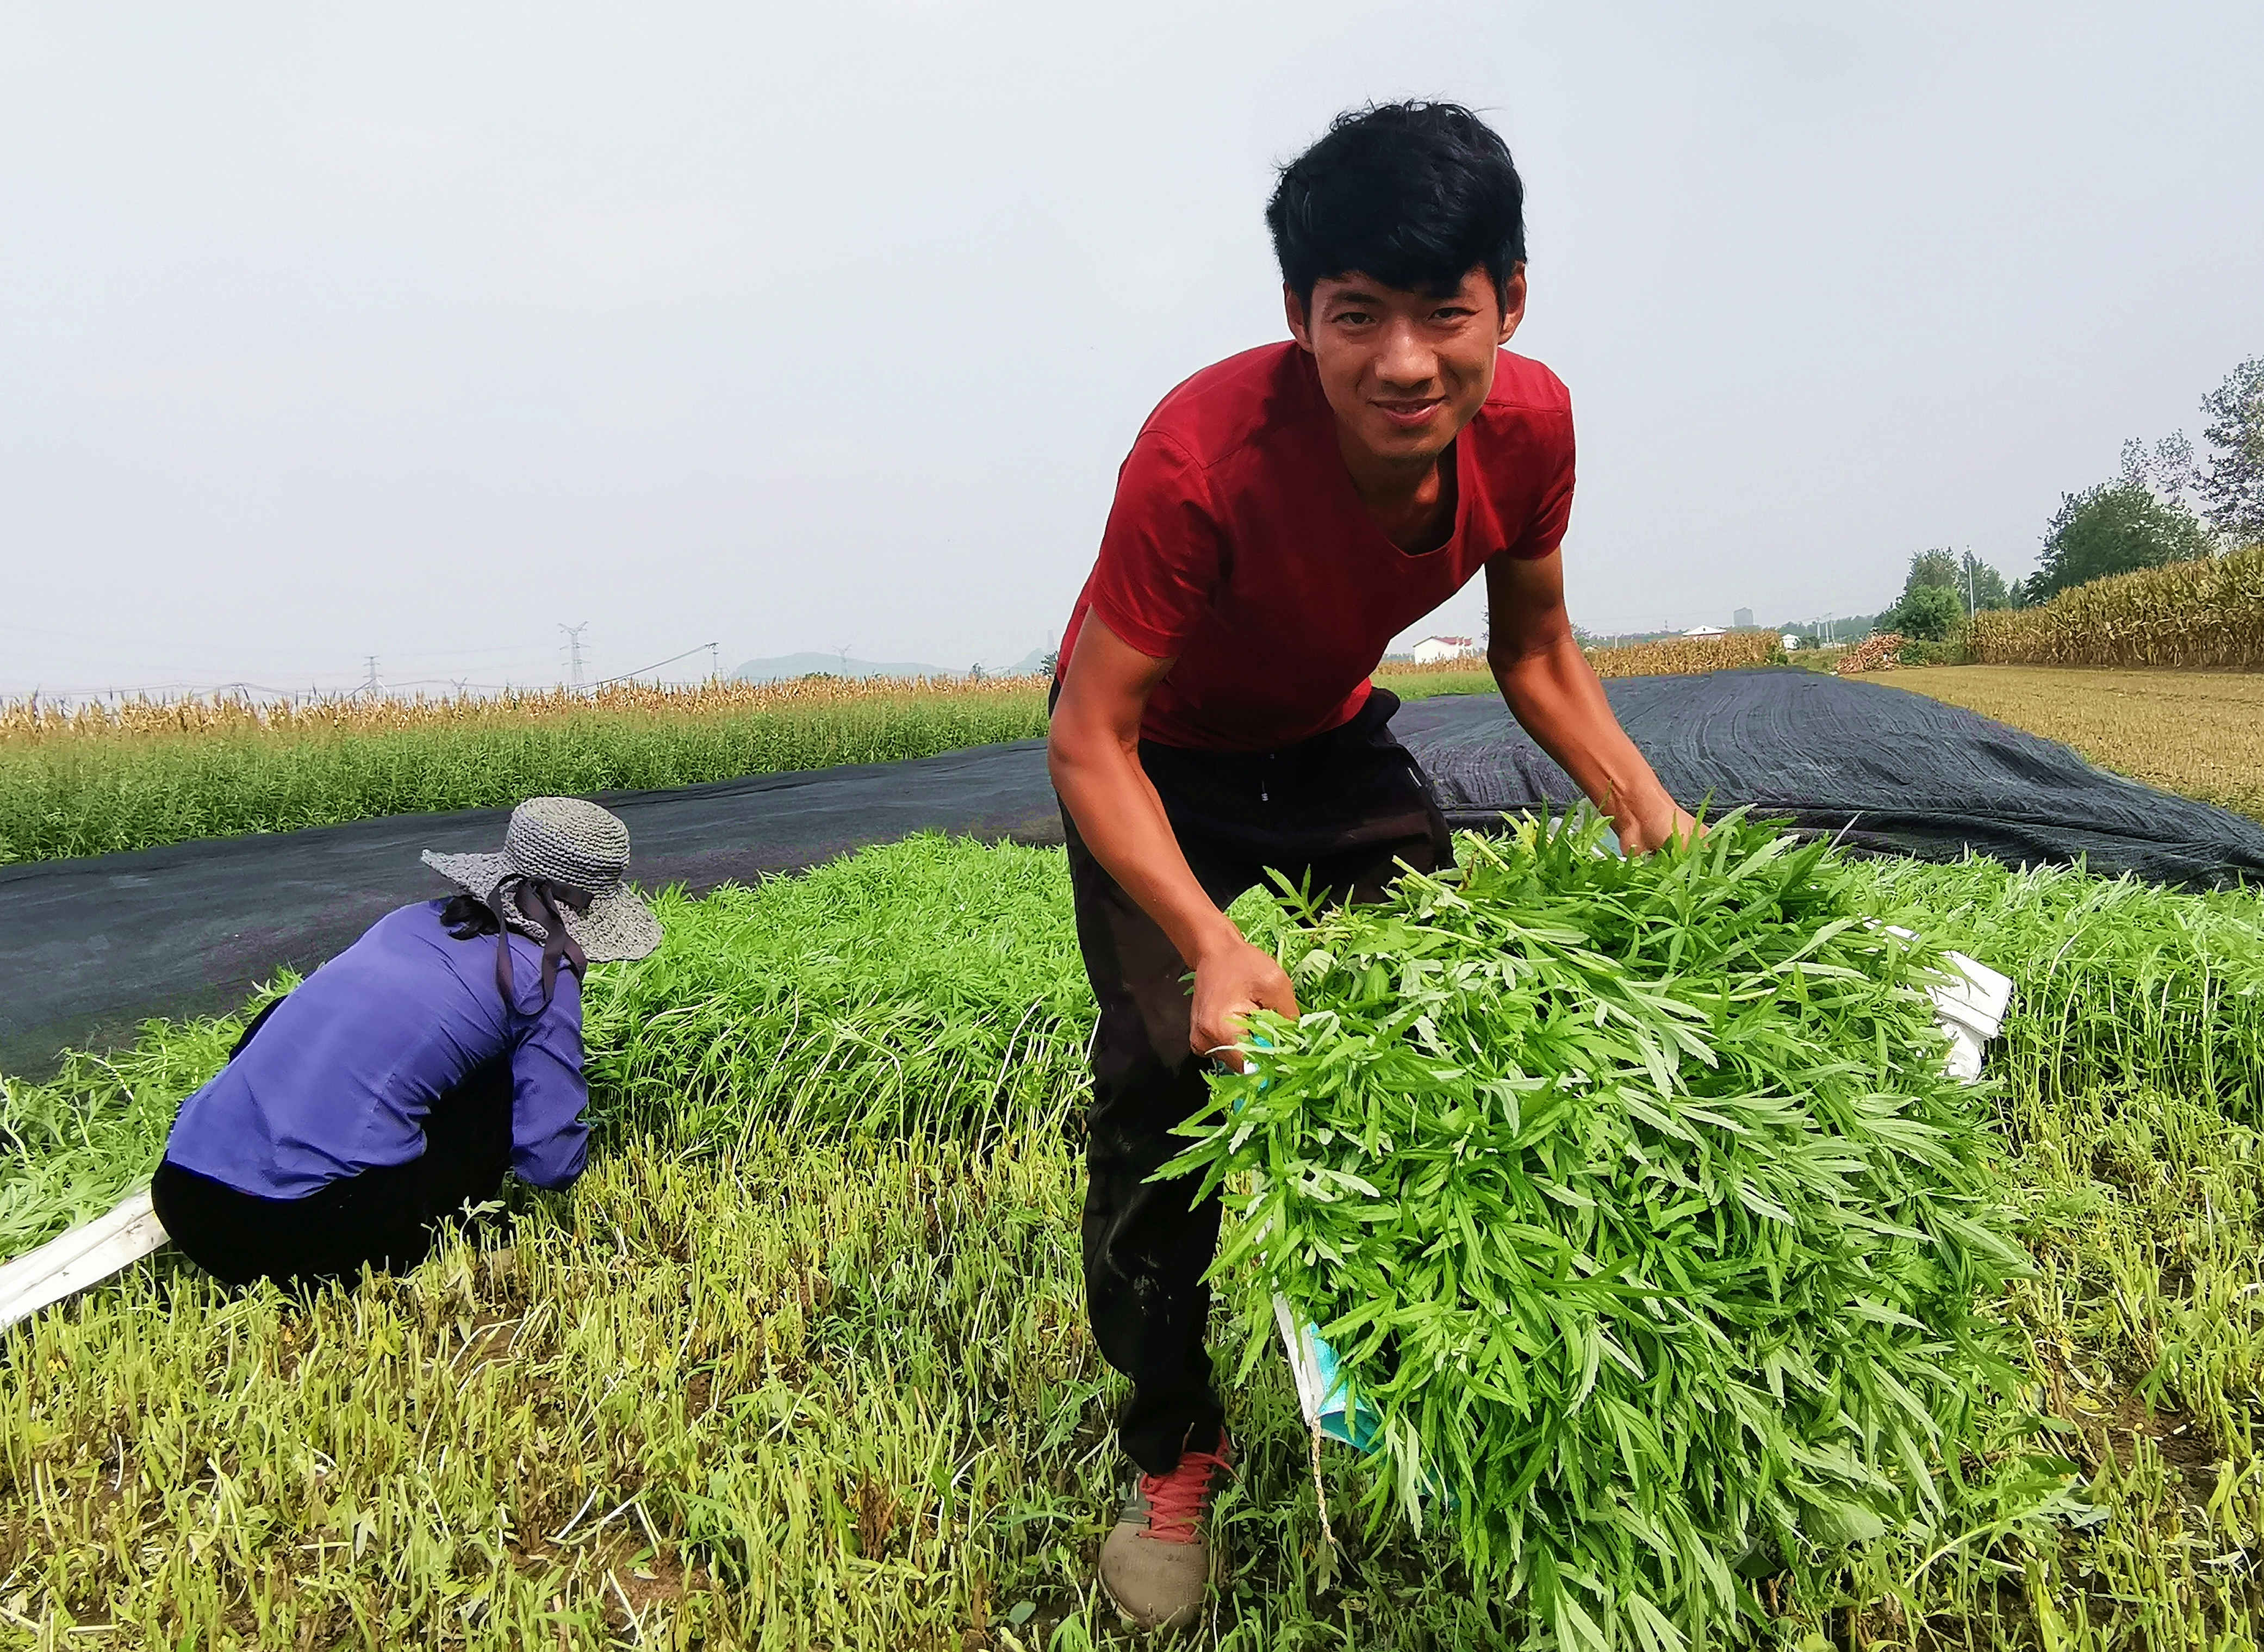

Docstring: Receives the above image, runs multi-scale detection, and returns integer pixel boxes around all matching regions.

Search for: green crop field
[0,673,1503,867]
[5,831,2263,1648]
[0,678,1057,866]
[0,649,1731,866]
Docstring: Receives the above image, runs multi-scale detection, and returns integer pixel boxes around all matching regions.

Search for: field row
[4,833,2263,1644]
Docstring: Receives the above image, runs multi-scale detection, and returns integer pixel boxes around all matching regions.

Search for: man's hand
[1190,932,1299,1061]
[1613,799,1703,856]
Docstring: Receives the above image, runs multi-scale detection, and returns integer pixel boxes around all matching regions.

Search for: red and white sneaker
[1098,1435,1234,1631]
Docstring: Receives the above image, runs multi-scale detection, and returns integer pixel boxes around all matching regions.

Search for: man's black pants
[1058,686,1451,1474]
[151,996,516,1289]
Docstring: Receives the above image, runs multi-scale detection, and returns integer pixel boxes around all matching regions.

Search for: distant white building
[1682,624,1728,639]
[1410,635,1478,663]
[1781,633,1802,651]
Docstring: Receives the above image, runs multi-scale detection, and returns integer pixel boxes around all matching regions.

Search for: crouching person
[151,797,662,1289]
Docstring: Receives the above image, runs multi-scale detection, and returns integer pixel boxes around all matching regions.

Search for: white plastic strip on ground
[0,1184,169,1334]
[1276,943,2014,1449]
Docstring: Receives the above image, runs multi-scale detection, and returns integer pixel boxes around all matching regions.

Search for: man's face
[1285,264,1526,470]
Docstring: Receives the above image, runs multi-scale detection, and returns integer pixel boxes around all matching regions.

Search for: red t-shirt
[1059,341,1575,751]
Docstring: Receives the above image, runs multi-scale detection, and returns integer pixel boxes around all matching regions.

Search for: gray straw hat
[421,797,663,963]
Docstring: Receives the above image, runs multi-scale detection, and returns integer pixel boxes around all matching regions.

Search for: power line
[584,642,721,690]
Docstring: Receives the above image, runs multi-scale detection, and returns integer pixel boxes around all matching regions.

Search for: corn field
[1375,629,1780,684]
[3,645,1794,864]
[1587,629,1778,677]
[10,632,1787,752]
[1970,545,2264,669]
[0,677,1055,864]
[0,672,1048,746]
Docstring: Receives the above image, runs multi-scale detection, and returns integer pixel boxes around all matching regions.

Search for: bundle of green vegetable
[1168,812,2025,1649]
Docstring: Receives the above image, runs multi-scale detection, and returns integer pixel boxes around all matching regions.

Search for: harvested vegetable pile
[1170,812,2025,1648]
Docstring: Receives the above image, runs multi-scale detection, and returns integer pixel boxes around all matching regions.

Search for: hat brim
[420,849,663,964]
[420,848,511,898]
[567,883,665,964]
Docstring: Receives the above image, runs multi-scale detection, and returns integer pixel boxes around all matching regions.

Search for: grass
[0,1128,1566,1649]
[1883,666,2264,825]
[1856,854,2264,1120]
[5,834,2264,1644]
[8,1105,2262,1648]
[0,1005,266,1266]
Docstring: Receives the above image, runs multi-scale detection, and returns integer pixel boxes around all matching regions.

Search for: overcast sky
[4,2,2259,696]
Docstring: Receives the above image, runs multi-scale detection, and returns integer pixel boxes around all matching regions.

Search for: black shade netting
[1392,669,2264,891]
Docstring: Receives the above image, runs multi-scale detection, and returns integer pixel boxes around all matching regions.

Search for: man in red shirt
[1048,102,1694,1630]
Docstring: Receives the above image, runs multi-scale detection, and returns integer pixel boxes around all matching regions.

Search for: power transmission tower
[362,655,382,697]
[707,642,720,682]
[560,623,590,690]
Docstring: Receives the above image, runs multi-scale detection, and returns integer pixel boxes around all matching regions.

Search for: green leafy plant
[583,833,1093,1148]
[1850,852,2264,1120]
[8,832,2264,1642]
[1167,812,2027,1648]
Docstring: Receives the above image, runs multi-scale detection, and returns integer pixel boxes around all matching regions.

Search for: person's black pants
[151,997,516,1290]
[1056,686,1452,1475]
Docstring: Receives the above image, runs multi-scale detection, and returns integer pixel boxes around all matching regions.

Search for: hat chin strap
[487,877,590,1013]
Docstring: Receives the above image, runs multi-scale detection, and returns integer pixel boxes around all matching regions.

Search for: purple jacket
[163,900,589,1198]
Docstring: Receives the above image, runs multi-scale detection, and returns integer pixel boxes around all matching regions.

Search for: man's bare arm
[1047,617,1299,1054]
[1484,551,1698,854]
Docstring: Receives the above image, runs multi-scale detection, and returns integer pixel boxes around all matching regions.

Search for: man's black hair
[1266,101,1526,307]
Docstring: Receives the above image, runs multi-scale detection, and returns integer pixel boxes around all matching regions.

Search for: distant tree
[2122,431,2200,511]
[1881,547,2007,633]
[2022,480,2215,603]
[2198,355,2264,545]
[1883,584,1963,642]
[1040,649,1059,676]
[1902,548,1963,593]
[1958,552,2013,611]
[1776,612,1881,645]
